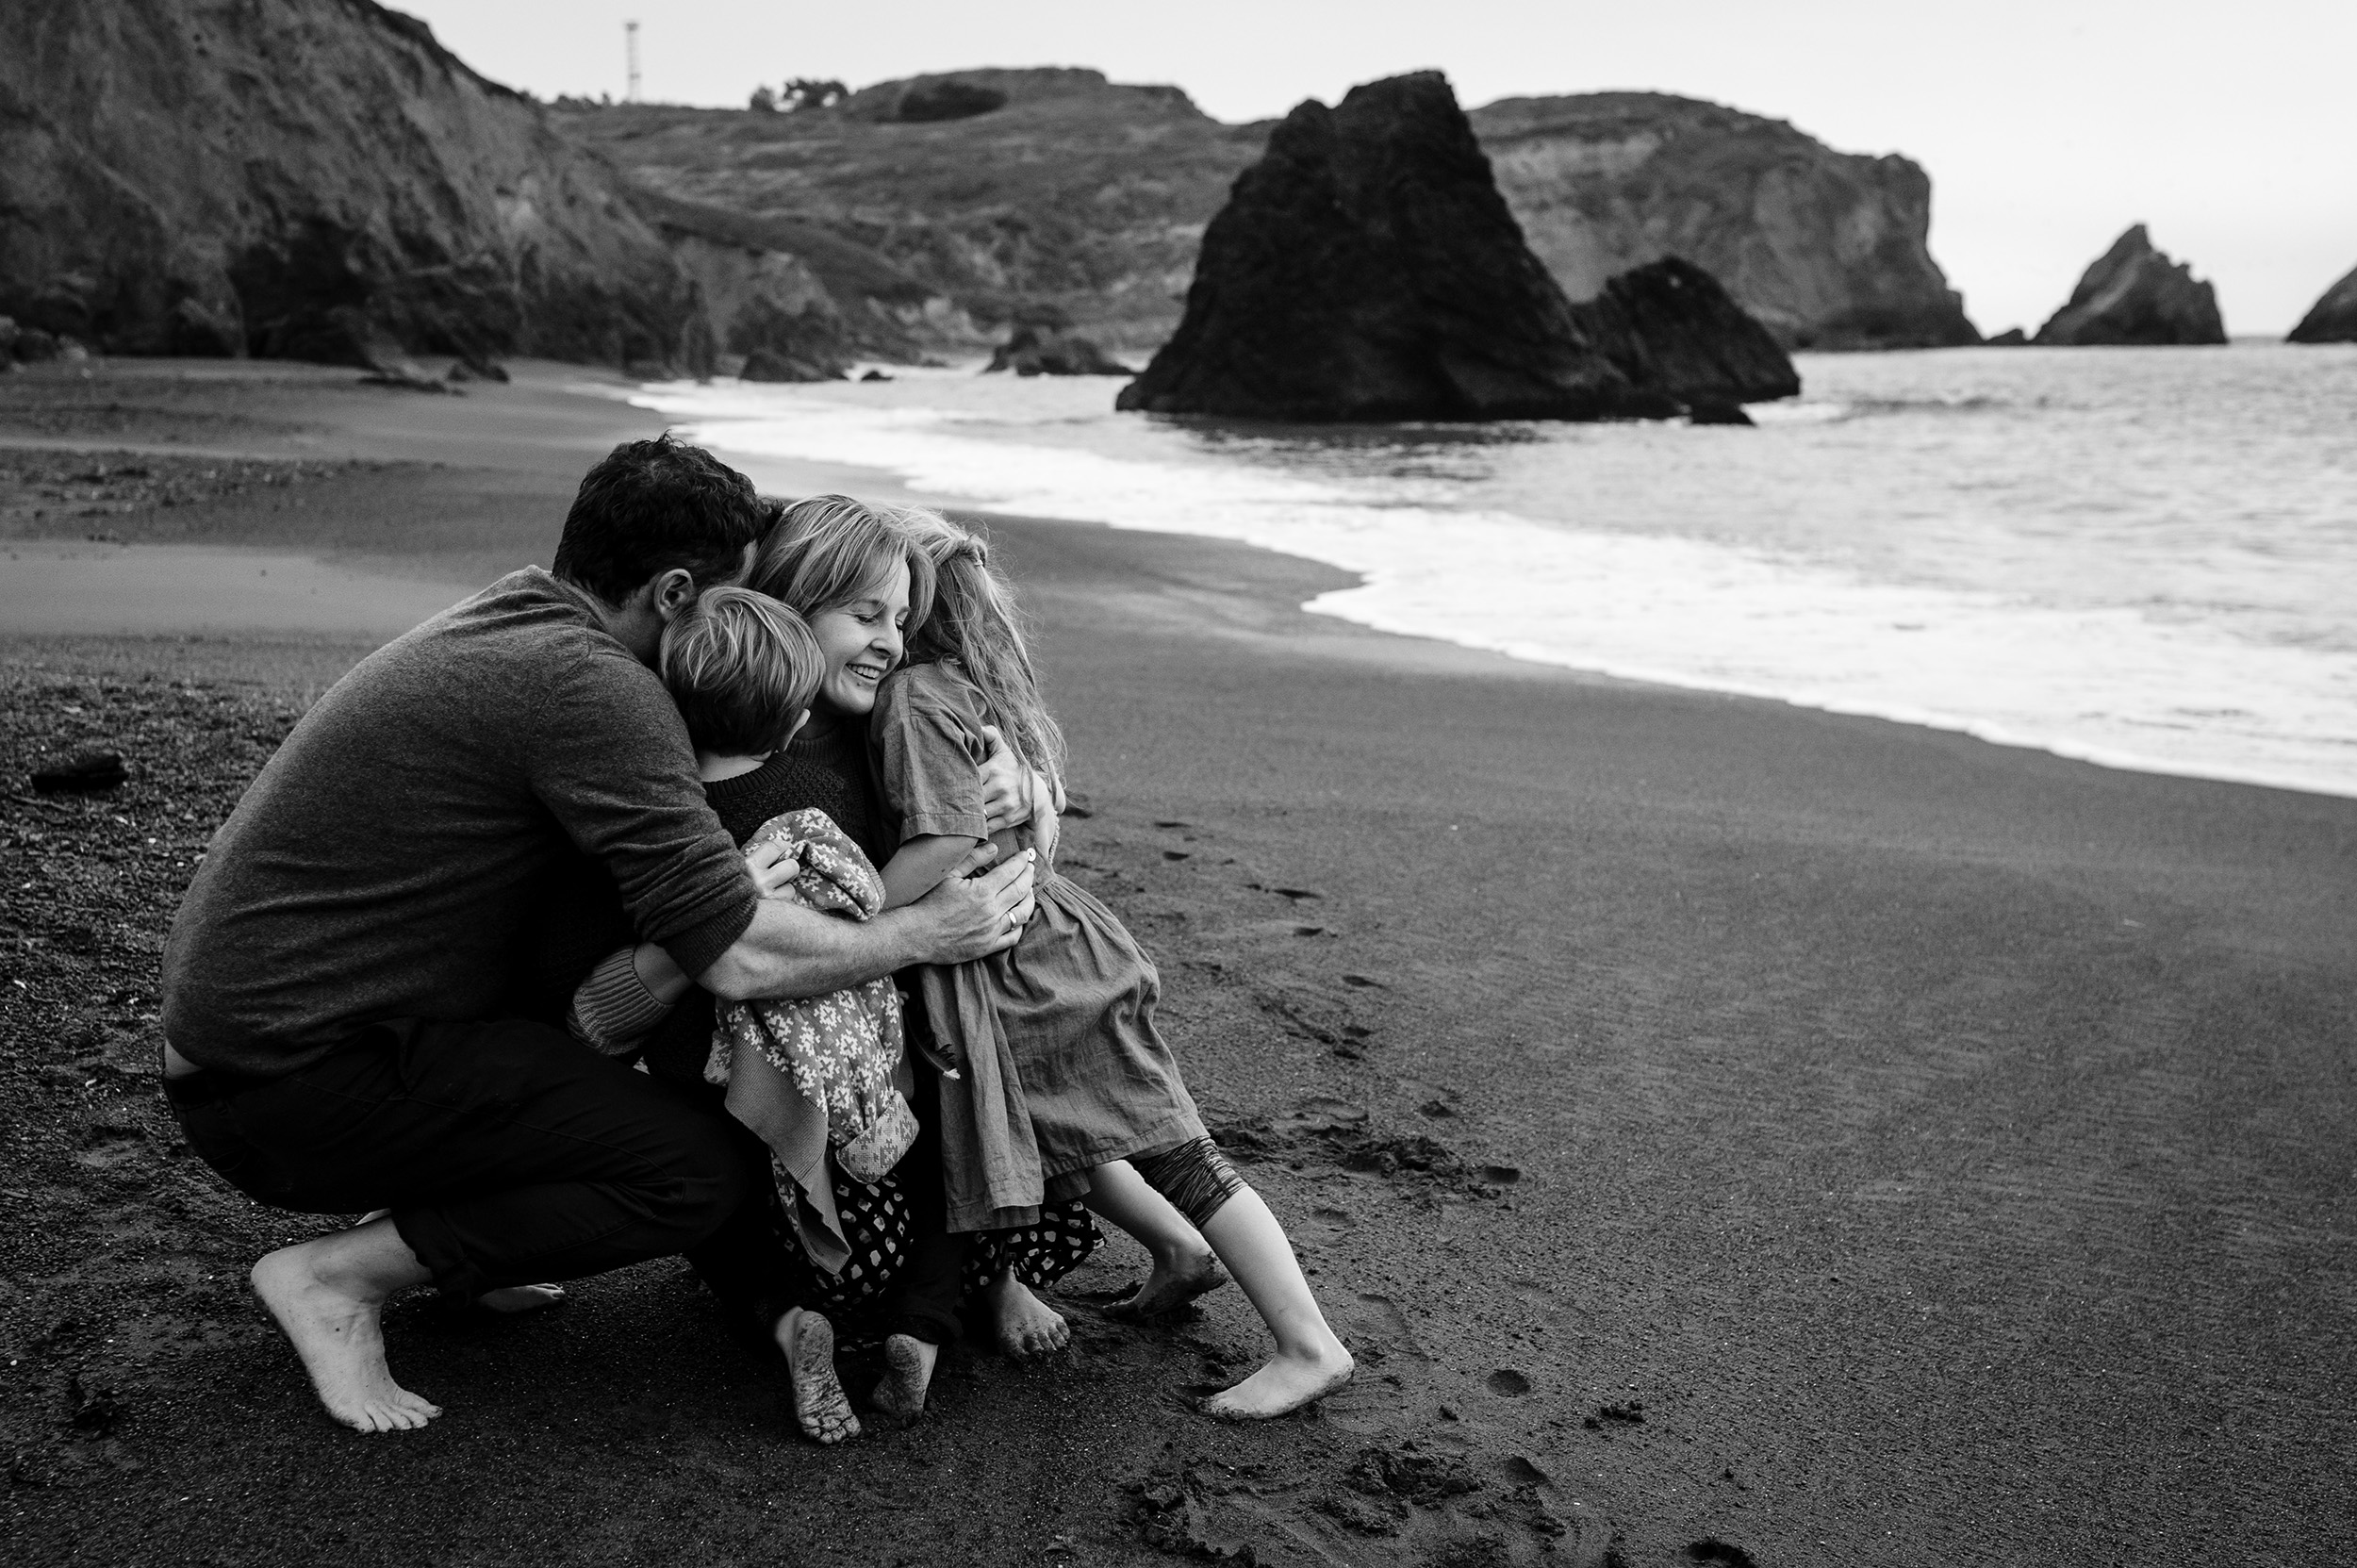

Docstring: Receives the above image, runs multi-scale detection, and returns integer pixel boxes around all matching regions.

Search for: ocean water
[632,344,2357,800]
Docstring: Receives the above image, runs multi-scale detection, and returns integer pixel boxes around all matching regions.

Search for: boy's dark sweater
[640,720,897,1085]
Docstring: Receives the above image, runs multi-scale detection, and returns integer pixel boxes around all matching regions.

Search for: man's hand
[907,843,1036,965]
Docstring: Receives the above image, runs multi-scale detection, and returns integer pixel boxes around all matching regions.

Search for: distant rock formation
[1566,258,1800,406]
[1119,73,1684,422]
[2035,226,2226,346]
[0,0,706,369]
[2287,263,2357,344]
[1470,93,1979,350]
[985,320,1132,375]
[1984,327,2028,347]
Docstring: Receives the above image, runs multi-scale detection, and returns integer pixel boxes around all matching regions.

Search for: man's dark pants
[164,1015,769,1305]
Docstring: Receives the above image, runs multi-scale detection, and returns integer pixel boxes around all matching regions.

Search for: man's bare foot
[1198,1340,1355,1420]
[475,1284,567,1314]
[250,1242,441,1433]
[1106,1248,1228,1321]
[357,1212,560,1316]
[985,1273,1070,1361]
[775,1308,859,1444]
[870,1332,938,1421]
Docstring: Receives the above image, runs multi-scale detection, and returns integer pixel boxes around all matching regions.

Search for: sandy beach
[2,361,2349,1566]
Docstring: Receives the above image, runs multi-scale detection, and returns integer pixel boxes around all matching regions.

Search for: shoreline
[3,358,2350,1562]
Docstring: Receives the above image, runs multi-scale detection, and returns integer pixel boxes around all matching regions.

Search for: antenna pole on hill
[624,21,640,103]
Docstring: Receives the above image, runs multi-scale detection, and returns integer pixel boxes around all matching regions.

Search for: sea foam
[632,348,2357,801]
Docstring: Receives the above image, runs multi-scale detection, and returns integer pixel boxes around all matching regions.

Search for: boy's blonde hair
[659,586,823,756]
[902,510,1067,789]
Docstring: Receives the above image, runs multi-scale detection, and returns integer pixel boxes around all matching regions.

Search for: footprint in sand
[1486,1368,1532,1396]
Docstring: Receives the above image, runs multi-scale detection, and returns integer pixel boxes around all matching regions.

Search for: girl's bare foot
[985,1273,1070,1361]
[1198,1339,1355,1420]
[870,1332,938,1421]
[251,1243,441,1433]
[475,1283,567,1314]
[775,1308,859,1444]
[1107,1248,1228,1321]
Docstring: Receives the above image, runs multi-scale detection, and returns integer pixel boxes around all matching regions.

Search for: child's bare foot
[475,1283,567,1314]
[251,1244,441,1433]
[775,1308,859,1444]
[985,1274,1070,1361]
[1198,1339,1355,1420]
[870,1332,938,1421]
[1107,1248,1228,1321]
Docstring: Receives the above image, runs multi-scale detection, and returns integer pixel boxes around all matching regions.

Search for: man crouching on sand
[156,435,1038,1432]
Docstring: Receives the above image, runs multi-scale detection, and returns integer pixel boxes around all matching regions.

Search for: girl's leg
[1080,1159,1228,1318]
[984,1267,1072,1360]
[1132,1139,1354,1419]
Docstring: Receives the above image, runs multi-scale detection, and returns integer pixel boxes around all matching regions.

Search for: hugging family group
[154,435,1355,1442]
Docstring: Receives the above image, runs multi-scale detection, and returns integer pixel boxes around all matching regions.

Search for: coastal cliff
[556,71,1264,355]
[1470,93,1978,350]
[0,0,705,369]
[566,76,1975,360]
[2035,226,2226,346]
[2287,263,2357,344]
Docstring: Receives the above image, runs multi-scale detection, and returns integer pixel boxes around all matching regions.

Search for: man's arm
[699,844,1034,1001]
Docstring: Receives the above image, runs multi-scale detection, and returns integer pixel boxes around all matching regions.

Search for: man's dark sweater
[160,568,760,1078]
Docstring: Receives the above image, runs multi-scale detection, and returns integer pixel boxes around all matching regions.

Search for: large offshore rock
[1117,72,1667,422]
[1471,92,1979,350]
[1568,257,1800,405]
[0,0,707,368]
[2035,226,2226,346]
[2287,263,2357,344]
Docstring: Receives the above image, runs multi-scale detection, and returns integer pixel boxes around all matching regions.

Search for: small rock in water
[32,751,127,794]
[1687,398,1754,426]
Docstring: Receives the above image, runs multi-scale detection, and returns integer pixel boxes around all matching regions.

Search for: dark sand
[2,360,2350,1566]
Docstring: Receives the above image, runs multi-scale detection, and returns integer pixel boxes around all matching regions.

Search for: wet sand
[2,360,2349,1565]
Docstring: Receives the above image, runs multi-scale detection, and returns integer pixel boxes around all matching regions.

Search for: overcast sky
[400,0,2355,336]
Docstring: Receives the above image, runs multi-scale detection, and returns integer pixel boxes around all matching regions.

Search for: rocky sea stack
[1119,73,1789,422]
[0,0,706,370]
[2286,263,2357,344]
[1567,258,1800,406]
[2035,226,2226,346]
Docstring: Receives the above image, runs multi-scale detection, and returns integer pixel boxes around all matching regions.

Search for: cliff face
[572,81,1973,360]
[2287,263,2357,344]
[0,0,705,368]
[1470,93,1977,350]
[557,71,1265,355]
[1116,74,1793,423]
[2035,225,2226,346]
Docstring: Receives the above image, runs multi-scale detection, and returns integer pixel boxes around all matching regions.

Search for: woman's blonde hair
[902,510,1067,789]
[750,493,937,628]
[659,586,824,756]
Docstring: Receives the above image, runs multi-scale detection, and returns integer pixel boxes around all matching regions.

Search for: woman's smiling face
[805,559,912,717]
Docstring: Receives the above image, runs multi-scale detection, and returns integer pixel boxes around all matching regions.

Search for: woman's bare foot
[250,1237,440,1434]
[474,1284,567,1314]
[775,1308,859,1444]
[1107,1248,1228,1321]
[985,1273,1070,1361]
[1198,1340,1355,1421]
[870,1332,938,1421]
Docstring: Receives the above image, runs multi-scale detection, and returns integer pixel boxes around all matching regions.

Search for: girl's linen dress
[872,660,1208,1230]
